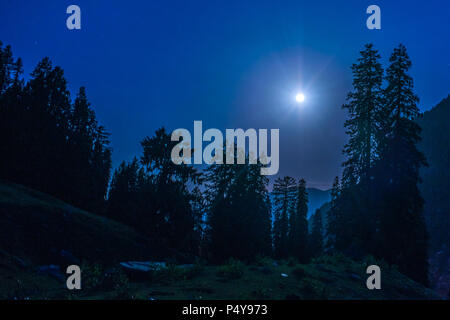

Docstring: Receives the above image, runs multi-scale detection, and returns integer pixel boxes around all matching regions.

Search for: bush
[112,272,130,299]
[151,264,183,283]
[81,261,104,291]
[182,263,204,280]
[255,256,272,267]
[311,253,350,266]
[362,255,389,270]
[287,257,299,267]
[81,262,130,297]
[300,278,327,299]
[216,258,245,280]
[251,287,272,299]
[292,266,306,278]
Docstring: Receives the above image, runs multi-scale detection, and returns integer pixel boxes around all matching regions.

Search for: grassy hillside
[120,255,439,300]
[1,252,439,300]
[0,180,154,265]
[0,181,440,300]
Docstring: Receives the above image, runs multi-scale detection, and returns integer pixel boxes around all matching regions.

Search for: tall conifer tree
[339,44,384,255]
[376,44,428,284]
[309,209,324,257]
[289,178,309,261]
[272,176,296,259]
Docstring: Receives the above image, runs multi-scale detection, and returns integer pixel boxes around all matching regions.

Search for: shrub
[251,287,272,299]
[81,261,104,291]
[81,262,130,297]
[255,256,272,267]
[287,257,299,267]
[152,264,183,283]
[182,263,204,280]
[362,255,389,270]
[300,278,326,299]
[292,266,306,279]
[112,271,130,299]
[311,253,350,266]
[216,258,245,280]
[151,263,204,282]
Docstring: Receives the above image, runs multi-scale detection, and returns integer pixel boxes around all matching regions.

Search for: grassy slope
[23,255,438,300]
[0,249,63,299]
[0,181,440,300]
[0,180,153,265]
[128,257,440,300]
[2,252,439,300]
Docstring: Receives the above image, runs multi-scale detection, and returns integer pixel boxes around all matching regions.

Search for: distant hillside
[417,94,450,297]
[269,188,330,219]
[418,94,450,252]
[0,180,158,265]
[306,188,331,218]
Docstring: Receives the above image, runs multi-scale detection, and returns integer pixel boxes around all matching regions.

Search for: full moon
[295,93,305,103]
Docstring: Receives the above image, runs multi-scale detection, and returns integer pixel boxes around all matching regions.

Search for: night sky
[1,0,449,189]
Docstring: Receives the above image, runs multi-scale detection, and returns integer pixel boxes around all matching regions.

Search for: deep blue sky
[1,0,449,189]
